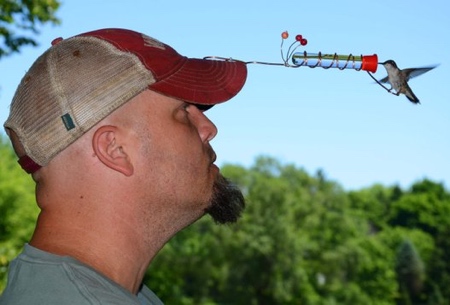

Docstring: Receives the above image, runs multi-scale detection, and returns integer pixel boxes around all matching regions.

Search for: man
[0,28,247,304]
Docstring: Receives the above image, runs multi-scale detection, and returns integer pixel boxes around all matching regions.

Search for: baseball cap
[4,28,247,174]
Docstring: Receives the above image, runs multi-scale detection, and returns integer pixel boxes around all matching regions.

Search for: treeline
[1,136,449,304]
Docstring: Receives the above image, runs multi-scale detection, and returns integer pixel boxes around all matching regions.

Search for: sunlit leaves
[0,0,60,57]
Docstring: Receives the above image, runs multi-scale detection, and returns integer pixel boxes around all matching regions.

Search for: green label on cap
[61,113,75,131]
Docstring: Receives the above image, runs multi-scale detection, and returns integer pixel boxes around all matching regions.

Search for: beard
[204,174,245,224]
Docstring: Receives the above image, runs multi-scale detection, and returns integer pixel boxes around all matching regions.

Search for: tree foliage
[395,239,426,303]
[0,0,60,58]
[0,134,38,289]
[1,132,449,304]
[144,157,450,305]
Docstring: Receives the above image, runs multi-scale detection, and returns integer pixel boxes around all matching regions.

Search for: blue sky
[1,0,449,190]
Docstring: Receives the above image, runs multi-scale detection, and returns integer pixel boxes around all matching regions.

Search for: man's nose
[189,106,218,142]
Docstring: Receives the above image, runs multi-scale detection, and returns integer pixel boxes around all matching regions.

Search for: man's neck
[29,210,166,294]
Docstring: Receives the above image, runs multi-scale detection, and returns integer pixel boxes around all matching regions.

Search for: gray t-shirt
[0,244,164,305]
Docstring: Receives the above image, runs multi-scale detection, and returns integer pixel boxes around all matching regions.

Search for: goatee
[205,174,245,224]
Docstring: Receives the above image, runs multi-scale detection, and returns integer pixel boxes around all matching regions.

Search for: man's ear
[92,125,134,176]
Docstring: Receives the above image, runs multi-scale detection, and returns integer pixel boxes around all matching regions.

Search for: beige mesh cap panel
[4,36,155,168]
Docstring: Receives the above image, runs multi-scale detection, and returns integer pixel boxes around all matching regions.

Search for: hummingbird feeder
[205,31,378,73]
[204,31,437,104]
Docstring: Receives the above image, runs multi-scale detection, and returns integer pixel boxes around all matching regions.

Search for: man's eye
[176,103,191,121]
[183,103,191,111]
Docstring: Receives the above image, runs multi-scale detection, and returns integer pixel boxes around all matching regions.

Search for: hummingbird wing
[378,75,390,83]
[403,65,438,81]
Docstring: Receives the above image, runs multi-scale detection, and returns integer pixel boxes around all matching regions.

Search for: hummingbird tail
[405,90,420,104]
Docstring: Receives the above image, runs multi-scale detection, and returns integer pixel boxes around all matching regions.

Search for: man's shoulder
[0,245,163,305]
[138,285,164,305]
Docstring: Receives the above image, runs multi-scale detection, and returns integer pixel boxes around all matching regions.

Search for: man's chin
[204,174,245,224]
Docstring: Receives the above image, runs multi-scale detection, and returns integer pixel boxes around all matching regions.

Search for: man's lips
[206,144,217,164]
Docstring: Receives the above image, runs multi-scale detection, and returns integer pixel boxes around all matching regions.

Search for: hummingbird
[379,60,437,104]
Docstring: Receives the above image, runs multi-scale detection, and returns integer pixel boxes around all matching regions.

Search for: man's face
[130,90,244,224]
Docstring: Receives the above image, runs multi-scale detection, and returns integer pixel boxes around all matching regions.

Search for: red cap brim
[81,28,248,106]
[149,58,247,105]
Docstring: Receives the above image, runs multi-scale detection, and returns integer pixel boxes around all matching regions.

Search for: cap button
[51,37,64,45]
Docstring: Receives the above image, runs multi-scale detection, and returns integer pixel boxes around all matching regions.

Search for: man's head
[4,28,247,224]
[4,28,247,174]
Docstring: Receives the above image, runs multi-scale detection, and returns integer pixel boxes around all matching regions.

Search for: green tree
[395,239,426,304]
[0,133,38,290]
[388,180,450,302]
[348,184,402,233]
[146,157,399,305]
[0,0,61,58]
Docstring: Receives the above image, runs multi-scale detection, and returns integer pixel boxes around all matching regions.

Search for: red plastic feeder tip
[361,54,378,73]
